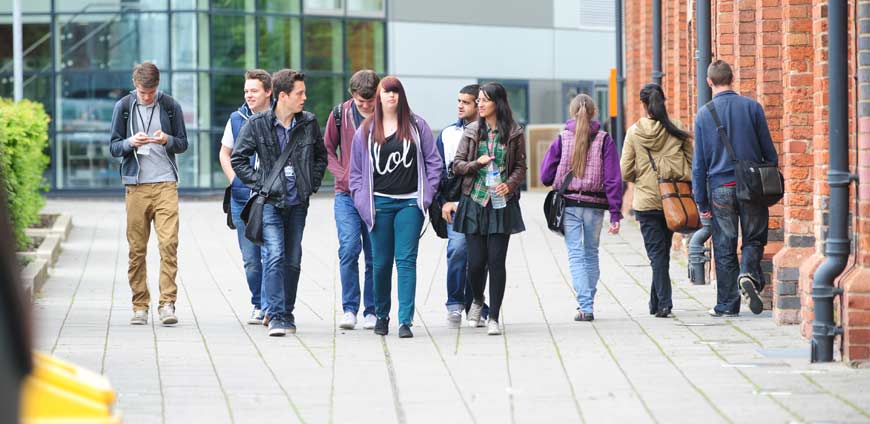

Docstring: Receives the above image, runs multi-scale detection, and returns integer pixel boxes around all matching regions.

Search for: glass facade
[0,0,386,191]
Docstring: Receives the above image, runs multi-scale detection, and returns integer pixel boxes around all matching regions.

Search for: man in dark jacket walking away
[231,69,328,337]
[109,61,188,327]
[692,60,779,317]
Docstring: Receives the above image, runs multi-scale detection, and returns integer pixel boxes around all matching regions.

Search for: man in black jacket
[231,69,327,336]
[109,61,188,327]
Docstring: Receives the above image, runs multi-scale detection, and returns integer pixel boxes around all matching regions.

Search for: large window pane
[304,0,342,14]
[0,17,52,72]
[257,16,301,71]
[0,0,51,13]
[0,74,52,113]
[171,72,200,129]
[209,0,252,10]
[176,131,207,187]
[57,13,169,70]
[57,133,119,189]
[347,0,383,15]
[303,19,342,72]
[257,0,300,13]
[305,74,343,131]
[171,13,206,69]
[345,20,383,73]
[211,14,255,69]
[211,73,245,132]
[58,72,129,133]
[56,0,168,12]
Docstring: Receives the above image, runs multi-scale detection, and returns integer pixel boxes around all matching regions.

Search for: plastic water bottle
[487,162,507,209]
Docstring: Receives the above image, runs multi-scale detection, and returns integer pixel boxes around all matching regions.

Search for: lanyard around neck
[136,102,157,136]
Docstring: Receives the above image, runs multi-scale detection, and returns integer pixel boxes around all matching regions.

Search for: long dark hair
[639,83,691,141]
[364,76,414,145]
[476,82,516,143]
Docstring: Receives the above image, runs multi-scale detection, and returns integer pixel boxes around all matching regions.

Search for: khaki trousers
[125,182,179,311]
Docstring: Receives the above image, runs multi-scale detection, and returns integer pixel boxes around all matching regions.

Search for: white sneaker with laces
[362,314,377,330]
[158,304,178,326]
[467,303,483,328]
[130,309,148,325]
[247,307,265,325]
[447,310,462,329]
[339,312,357,330]
[487,319,501,335]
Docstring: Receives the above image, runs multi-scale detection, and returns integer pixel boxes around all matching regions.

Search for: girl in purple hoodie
[348,76,442,339]
[540,94,623,322]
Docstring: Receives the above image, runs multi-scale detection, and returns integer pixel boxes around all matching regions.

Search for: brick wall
[624,0,868,362]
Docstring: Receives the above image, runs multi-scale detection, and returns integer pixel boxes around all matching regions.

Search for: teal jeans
[370,196,424,325]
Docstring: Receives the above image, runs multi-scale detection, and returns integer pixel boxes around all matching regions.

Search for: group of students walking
[111,59,777,339]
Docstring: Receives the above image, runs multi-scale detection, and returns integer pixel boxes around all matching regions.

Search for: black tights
[466,233,510,322]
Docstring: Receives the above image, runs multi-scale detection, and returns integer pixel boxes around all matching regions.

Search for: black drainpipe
[652,0,663,85]
[615,0,626,153]
[688,0,713,285]
[811,0,855,363]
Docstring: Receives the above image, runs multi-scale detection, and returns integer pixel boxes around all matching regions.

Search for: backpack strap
[158,94,176,136]
[704,101,736,162]
[333,104,342,145]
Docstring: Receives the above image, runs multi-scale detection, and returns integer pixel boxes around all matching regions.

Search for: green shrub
[0,98,50,250]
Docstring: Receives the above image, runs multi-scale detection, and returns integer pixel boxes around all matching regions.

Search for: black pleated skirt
[453,194,526,236]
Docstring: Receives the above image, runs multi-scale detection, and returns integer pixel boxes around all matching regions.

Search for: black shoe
[574,311,594,322]
[655,307,672,318]
[398,324,413,338]
[374,317,389,336]
[739,275,764,315]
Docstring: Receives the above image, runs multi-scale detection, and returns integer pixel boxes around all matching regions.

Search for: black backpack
[121,93,177,136]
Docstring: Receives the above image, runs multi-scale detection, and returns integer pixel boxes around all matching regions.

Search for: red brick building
[623,0,870,362]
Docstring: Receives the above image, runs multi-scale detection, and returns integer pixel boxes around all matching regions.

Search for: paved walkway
[33,192,870,424]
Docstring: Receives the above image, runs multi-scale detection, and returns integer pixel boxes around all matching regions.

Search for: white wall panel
[389,22,555,80]
[397,77,478,132]
[388,22,615,82]
[553,29,615,80]
[553,0,581,29]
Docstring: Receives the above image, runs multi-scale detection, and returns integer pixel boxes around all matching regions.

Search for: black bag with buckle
[543,171,574,236]
[706,102,783,207]
[240,135,297,245]
[223,185,236,230]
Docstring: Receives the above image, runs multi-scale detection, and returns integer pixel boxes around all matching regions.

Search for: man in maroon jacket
[324,70,380,330]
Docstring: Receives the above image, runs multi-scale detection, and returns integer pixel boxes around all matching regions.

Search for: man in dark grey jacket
[231,69,327,337]
[109,61,188,327]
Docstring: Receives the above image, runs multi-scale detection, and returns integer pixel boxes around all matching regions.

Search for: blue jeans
[710,185,769,314]
[445,216,488,318]
[262,203,308,323]
[334,193,374,316]
[370,196,424,326]
[230,181,265,311]
[563,207,604,314]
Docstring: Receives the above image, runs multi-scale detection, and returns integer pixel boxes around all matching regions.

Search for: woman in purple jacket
[348,76,442,338]
[540,94,623,322]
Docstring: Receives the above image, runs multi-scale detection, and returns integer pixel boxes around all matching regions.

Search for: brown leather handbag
[644,148,702,233]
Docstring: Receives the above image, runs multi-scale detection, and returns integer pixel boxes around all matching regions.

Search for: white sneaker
[467,303,483,328]
[158,304,178,326]
[130,309,148,325]
[447,310,462,329]
[362,314,377,330]
[339,312,357,330]
[247,307,265,325]
[487,319,501,335]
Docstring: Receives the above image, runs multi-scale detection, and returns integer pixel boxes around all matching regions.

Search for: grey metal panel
[529,79,562,125]
[390,0,554,29]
